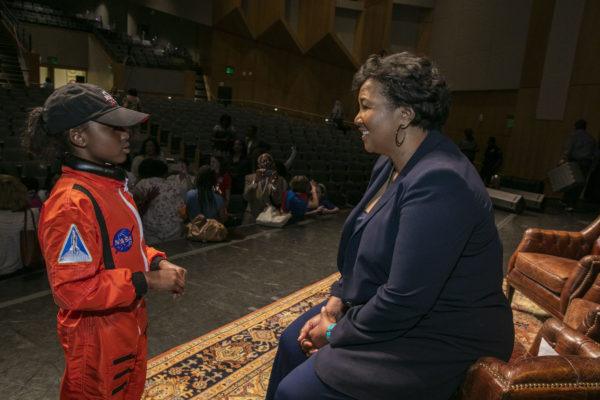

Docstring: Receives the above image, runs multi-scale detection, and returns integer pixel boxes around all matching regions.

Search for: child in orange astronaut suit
[22,83,187,400]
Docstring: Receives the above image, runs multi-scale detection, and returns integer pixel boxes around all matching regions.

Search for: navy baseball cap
[42,83,149,134]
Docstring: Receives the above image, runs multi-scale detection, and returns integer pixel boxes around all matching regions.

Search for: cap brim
[94,107,149,127]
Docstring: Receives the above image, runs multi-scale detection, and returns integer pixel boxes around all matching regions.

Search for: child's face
[80,121,130,165]
[315,186,323,200]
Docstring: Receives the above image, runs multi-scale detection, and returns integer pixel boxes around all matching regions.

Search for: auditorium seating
[0,0,375,207]
[6,1,194,69]
[0,83,375,207]
[505,215,600,319]
[459,298,600,399]
[137,94,377,208]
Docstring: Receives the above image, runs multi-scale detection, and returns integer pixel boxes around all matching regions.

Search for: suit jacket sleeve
[330,168,476,346]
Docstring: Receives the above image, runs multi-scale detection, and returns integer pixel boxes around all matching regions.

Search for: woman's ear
[394,106,415,129]
[68,127,87,149]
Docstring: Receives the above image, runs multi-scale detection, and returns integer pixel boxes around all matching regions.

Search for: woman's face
[145,140,156,156]
[77,121,130,165]
[354,79,402,155]
[210,156,220,172]
[233,140,242,153]
[257,154,274,170]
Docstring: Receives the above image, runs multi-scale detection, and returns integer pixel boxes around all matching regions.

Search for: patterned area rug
[142,275,547,400]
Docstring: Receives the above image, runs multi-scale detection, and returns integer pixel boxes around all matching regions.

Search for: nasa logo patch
[113,227,133,253]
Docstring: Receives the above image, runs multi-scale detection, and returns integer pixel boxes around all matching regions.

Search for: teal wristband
[326,323,336,341]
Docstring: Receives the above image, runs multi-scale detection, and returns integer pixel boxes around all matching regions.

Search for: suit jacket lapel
[352,164,398,236]
[337,159,393,255]
[344,131,445,242]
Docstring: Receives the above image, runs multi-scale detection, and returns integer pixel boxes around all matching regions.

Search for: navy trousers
[266,301,354,400]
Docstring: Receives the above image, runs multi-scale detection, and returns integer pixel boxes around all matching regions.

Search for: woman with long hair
[185,165,226,222]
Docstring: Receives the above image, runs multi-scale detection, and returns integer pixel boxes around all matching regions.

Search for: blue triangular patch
[58,224,92,264]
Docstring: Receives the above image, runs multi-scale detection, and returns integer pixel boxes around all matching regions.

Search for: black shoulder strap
[72,184,115,270]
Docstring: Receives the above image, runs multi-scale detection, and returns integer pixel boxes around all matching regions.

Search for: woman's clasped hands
[297,299,341,357]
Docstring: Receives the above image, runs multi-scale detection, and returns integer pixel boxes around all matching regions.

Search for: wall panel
[210,30,355,119]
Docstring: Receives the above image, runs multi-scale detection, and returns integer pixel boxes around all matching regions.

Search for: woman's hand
[298,303,339,356]
[255,169,265,182]
[307,307,337,351]
[270,170,279,184]
[298,313,322,356]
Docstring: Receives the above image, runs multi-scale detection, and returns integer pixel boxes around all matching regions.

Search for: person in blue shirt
[281,175,321,217]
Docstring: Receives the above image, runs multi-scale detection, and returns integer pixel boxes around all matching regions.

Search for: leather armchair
[459,299,600,399]
[505,215,600,318]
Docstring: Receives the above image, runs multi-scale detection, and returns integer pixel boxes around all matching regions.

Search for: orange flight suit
[39,162,165,399]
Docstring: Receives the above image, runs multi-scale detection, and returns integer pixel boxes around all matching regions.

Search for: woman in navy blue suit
[266,52,514,400]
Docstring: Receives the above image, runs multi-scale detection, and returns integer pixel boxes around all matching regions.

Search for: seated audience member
[243,153,288,223]
[0,175,39,276]
[42,77,53,90]
[185,165,226,222]
[167,158,195,199]
[229,139,250,195]
[282,175,321,217]
[122,88,142,112]
[310,183,339,214]
[131,137,163,178]
[132,159,184,245]
[210,155,231,208]
[21,177,43,208]
[246,125,271,170]
[212,114,235,155]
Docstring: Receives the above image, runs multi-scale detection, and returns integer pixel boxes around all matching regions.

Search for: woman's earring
[395,125,407,147]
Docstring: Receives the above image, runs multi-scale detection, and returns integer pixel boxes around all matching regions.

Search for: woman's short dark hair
[138,158,167,179]
[352,52,451,131]
[575,119,587,130]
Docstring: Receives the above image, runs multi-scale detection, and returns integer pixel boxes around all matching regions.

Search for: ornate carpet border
[146,272,340,374]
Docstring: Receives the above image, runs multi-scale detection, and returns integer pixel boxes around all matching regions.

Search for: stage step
[487,188,525,214]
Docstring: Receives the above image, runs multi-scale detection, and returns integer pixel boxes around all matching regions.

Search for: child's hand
[145,260,187,297]
[158,260,187,298]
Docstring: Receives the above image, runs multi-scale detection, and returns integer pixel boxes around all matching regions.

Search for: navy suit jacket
[314,131,514,400]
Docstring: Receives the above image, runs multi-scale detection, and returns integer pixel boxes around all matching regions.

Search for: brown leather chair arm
[560,255,600,313]
[563,298,600,330]
[530,318,600,358]
[507,228,587,274]
[461,355,600,400]
[581,215,600,247]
